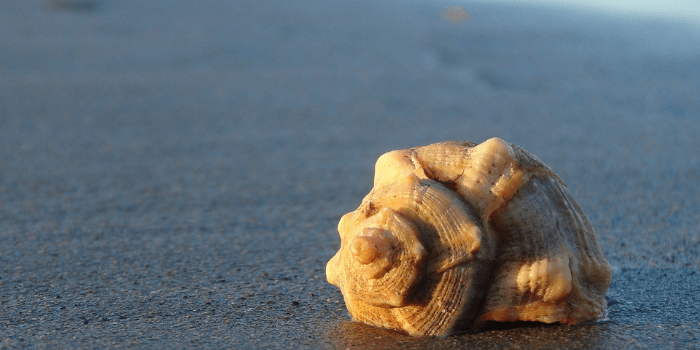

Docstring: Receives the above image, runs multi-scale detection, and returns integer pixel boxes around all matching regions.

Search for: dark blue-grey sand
[0,0,699,348]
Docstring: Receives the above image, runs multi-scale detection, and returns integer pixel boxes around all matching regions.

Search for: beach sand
[1,0,699,348]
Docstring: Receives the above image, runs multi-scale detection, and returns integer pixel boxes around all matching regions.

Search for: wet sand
[1,0,699,348]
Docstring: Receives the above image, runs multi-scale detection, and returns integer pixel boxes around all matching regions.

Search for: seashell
[326,138,612,336]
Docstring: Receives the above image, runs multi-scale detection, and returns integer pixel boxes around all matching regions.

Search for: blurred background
[0,0,699,348]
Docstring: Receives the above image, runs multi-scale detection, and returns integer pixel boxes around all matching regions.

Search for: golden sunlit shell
[326,138,611,336]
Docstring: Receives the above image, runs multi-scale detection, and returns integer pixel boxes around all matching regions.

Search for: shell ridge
[417,181,488,268]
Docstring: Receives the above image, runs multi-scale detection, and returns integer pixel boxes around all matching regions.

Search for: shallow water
[484,0,700,22]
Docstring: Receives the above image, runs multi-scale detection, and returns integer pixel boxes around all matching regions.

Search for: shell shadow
[325,319,613,350]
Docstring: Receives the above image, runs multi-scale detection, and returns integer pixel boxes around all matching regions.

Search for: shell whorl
[327,138,611,336]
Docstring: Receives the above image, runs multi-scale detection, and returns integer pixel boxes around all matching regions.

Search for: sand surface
[1,0,699,348]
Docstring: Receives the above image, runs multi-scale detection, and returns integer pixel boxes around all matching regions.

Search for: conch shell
[326,138,611,336]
